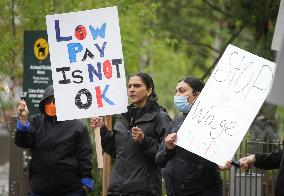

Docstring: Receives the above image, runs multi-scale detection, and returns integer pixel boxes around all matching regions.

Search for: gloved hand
[81,178,95,192]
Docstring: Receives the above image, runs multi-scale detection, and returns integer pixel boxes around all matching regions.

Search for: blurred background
[0,0,283,195]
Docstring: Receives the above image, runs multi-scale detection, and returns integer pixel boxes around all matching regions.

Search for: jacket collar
[119,100,163,126]
[43,115,59,124]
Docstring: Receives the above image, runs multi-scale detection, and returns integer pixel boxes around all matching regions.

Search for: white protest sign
[177,44,276,166]
[46,6,128,121]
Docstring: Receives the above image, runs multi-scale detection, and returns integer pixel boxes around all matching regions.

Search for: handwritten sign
[46,6,128,121]
[177,44,276,166]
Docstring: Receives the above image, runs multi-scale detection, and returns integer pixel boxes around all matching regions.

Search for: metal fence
[223,139,282,196]
[3,137,282,196]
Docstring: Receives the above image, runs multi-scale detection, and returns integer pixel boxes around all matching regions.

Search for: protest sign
[46,6,128,121]
[177,44,276,165]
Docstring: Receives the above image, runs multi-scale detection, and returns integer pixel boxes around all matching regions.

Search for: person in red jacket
[15,86,94,196]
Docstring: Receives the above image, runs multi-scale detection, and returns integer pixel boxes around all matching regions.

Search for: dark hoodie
[38,85,54,114]
[15,86,93,193]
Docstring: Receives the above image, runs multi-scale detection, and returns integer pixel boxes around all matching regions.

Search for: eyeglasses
[45,96,55,104]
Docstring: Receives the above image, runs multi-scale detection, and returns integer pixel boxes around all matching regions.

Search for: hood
[39,85,54,114]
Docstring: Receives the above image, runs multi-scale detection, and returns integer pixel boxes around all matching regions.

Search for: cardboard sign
[46,6,128,121]
[177,45,276,165]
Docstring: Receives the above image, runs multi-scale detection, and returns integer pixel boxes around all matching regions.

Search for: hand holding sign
[177,45,276,166]
[165,133,177,150]
[239,154,256,171]
[90,117,104,129]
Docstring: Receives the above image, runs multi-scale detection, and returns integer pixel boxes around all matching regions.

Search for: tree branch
[189,41,220,53]
[204,0,232,17]
[201,20,248,80]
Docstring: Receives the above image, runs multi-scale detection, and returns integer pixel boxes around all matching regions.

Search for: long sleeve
[14,119,35,148]
[75,125,93,178]
[254,149,283,170]
[140,112,170,159]
[155,140,176,168]
[100,125,116,158]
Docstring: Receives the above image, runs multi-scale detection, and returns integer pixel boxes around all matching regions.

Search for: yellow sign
[34,38,49,60]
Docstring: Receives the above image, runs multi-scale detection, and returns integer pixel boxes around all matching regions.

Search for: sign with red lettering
[177,45,276,166]
[46,6,127,121]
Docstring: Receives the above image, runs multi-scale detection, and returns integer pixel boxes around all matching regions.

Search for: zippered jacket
[100,101,171,196]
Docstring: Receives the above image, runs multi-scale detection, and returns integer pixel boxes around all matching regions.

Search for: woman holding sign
[155,76,231,196]
[90,72,171,196]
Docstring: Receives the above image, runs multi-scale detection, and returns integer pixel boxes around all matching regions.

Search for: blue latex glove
[81,178,95,192]
[17,119,30,131]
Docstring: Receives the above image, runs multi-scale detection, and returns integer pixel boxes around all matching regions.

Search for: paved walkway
[0,162,9,195]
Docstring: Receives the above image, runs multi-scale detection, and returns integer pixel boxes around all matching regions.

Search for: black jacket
[254,145,284,196]
[100,101,170,196]
[155,114,222,196]
[14,86,93,193]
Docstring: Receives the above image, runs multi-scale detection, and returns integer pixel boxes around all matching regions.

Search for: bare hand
[219,160,232,171]
[239,154,255,171]
[17,100,29,124]
[165,133,177,150]
[132,127,144,143]
[90,117,104,129]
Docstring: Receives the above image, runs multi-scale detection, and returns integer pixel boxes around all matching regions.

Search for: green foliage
[0,0,283,194]
[0,98,13,110]
[276,107,284,140]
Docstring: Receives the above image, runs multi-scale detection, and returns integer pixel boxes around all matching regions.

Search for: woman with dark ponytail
[155,76,231,196]
[90,72,170,196]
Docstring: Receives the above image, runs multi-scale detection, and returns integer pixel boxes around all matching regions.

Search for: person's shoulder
[156,109,169,117]
[68,119,89,134]
[29,113,44,122]
[173,114,186,122]
[67,119,85,127]
[155,107,171,122]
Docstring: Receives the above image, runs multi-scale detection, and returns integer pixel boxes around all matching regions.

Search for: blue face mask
[174,95,192,113]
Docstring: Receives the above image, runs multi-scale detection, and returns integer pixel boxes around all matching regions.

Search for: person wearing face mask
[90,72,171,196]
[15,86,94,196]
[155,76,231,196]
